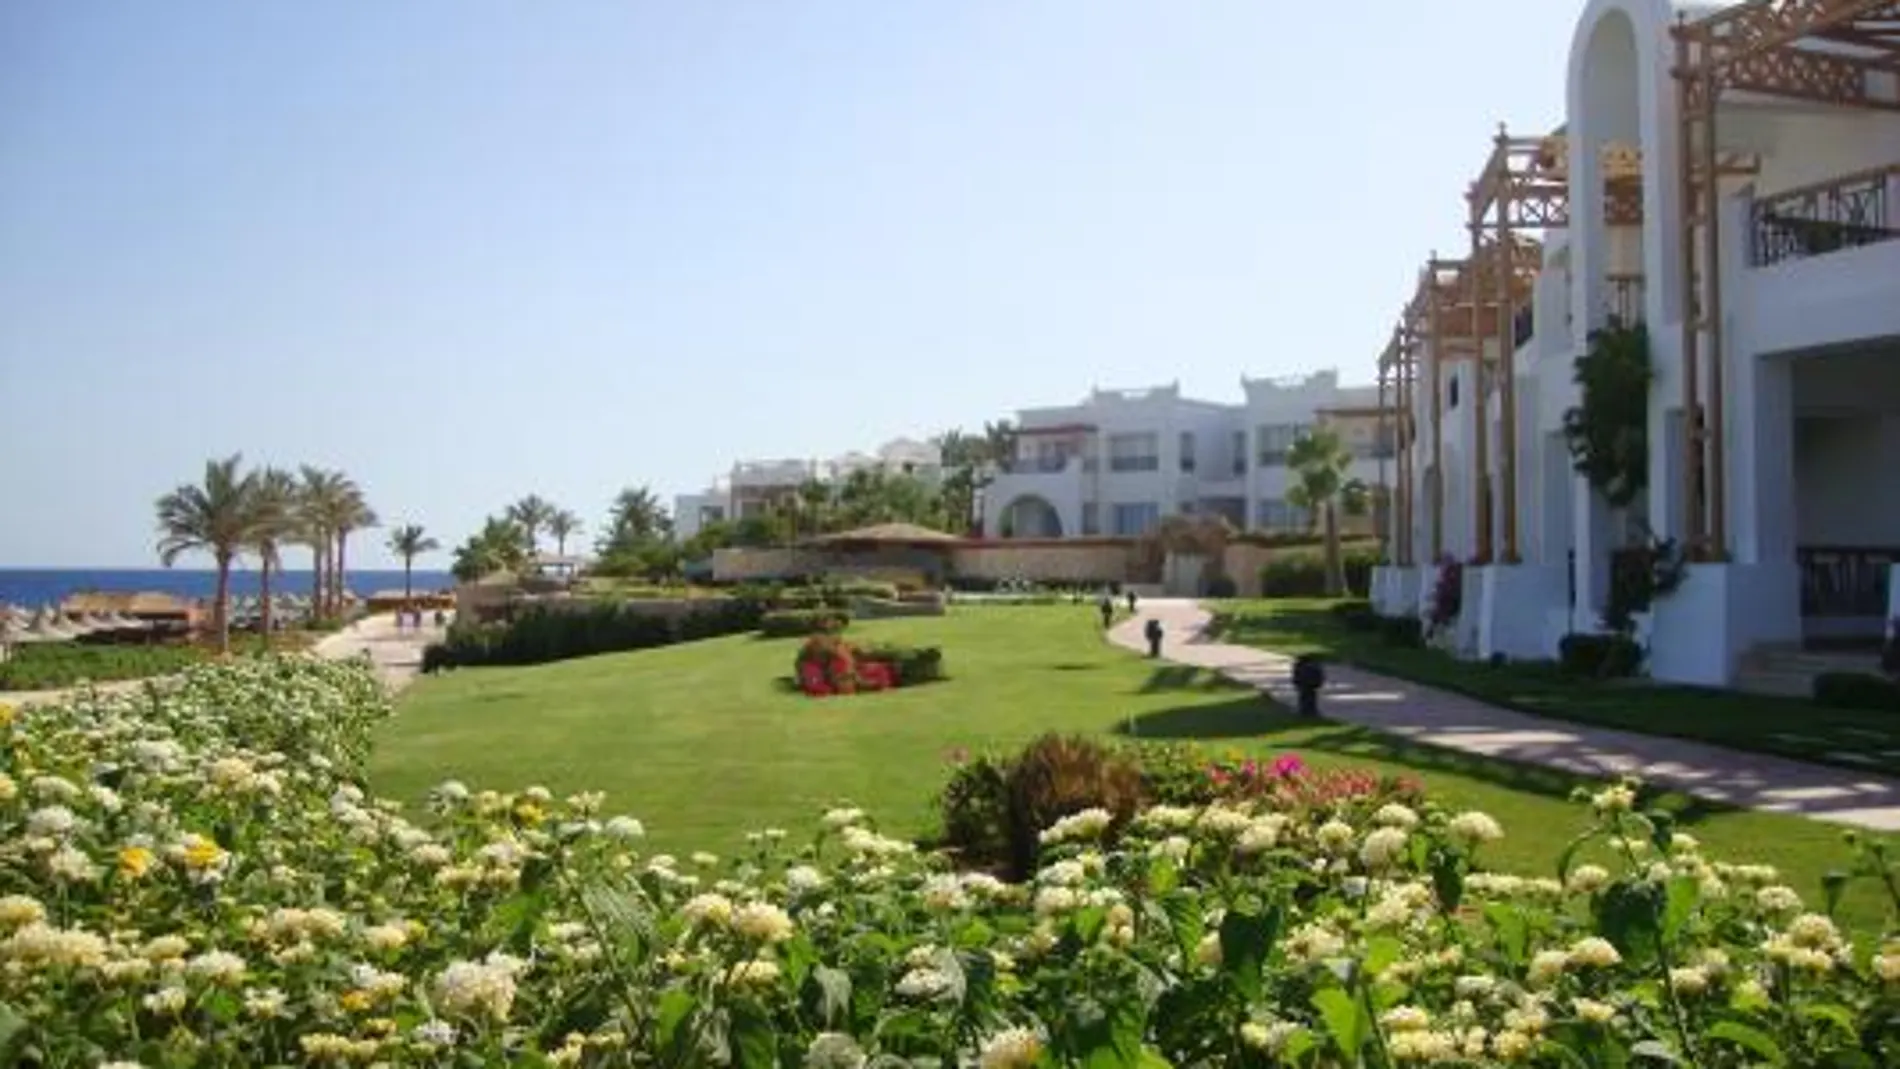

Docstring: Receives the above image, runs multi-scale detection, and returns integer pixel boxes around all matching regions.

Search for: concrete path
[1110,599,1900,832]
[313,613,445,693]
[7,614,444,708]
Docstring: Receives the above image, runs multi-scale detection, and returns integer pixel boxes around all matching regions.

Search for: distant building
[982,374,1392,539]
[673,438,945,540]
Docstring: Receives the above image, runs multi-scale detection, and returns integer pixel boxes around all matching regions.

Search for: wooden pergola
[1673,0,1900,559]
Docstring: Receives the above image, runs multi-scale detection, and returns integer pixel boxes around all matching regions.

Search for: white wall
[1795,415,1900,547]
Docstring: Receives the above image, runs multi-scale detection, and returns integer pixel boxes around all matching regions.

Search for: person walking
[1098,592,1115,630]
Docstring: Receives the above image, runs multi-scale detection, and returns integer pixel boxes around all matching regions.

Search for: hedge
[0,642,207,692]
[1558,632,1645,679]
[758,609,851,638]
[422,597,765,671]
[1257,544,1380,598]
[1813,671,1900,712]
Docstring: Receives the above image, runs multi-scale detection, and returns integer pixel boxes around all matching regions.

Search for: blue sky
[0,1,1573,568]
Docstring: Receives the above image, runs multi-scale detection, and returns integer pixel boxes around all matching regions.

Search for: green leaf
[1219,905,1280,1001]
[1823,870,1850,917]
[488,887,550,954]
[1430,847,1465,913]
[803,966,852,1028]
[1595,881,1663,966]
[0,1003,27,1064]
[781,933,816,991]
[1311,987,1367,1059]
[1147,856,1180,896]
[1707,1020,1786,1066]
[1484,903,1529,967]
[1078,998,1145,1069]
[1645,809,1675,855]
[1074,905,1108,947]
[728,1000,778,1069]
[1362,935,1403,978]
[1798,1002,1859,1040]
[654,988,696,1057]
[1629,1039,1682,1064]
[1662,876,1699,942]
[1160,893,1203,961]
[1557,830,1598,882]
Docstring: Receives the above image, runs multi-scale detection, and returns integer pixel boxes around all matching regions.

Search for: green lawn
[374,605,1891,929]
[1209,598,1900,777]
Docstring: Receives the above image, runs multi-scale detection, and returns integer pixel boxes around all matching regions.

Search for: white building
[983,375,1393,538]
[1373,0,1900,687]
[673,438,945,540]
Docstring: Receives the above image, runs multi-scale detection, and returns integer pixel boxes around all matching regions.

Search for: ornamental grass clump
[5,664,1900,1067]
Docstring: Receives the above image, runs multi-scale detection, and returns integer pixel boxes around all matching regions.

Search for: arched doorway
[998,495,1063,538]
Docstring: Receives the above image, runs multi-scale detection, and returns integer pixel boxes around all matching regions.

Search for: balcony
[1604,273,1644,326]
[1751,165,1900,268]
[1004,455,1074,475]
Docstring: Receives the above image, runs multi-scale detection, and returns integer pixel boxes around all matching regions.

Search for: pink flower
[1271,754,1307,779]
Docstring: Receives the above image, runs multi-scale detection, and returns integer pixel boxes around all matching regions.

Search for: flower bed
[793,635,942,697]
[5,662,1900,1067]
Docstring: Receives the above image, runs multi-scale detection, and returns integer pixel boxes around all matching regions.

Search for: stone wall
[1221,543,1274,597]
[947,540,1139,583]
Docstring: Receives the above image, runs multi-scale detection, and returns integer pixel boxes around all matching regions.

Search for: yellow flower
[118,846,156,880]
[512,801,546,827]
[0,702,14,726]
[340,990,374,1012]
[181,836,227,871]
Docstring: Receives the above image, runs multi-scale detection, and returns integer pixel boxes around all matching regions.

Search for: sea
[0,568,457,608]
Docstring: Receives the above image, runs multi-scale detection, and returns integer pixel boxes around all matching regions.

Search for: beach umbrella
[27,608,72,642]
[61,613,96,635]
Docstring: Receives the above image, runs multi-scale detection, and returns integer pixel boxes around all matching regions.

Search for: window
[1256,423,1310,465]
[1081,503,1100,536]
[1108,433,1159,472]
[1254,497,1311,532]
[1178,431,1196,472]
[1111,502,1160,536]
[1231,430,1247,475]
[1448,376,1460,410]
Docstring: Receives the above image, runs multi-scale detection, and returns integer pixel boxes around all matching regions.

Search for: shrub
[1001,734,1146,878]
[421,597,764,670]
[1257,544,1380,597]
[758,608,850,638]
[1425,556,1464,635]
[1329,598,1377,632]
[1884,622,1900,678]
[934,753,1012,868]
[1559,632,1644,678]
[855,642,944,686]
[1378,614,1425,648]
[1813,671,1900,712]
[1203,575,1238,599]
[0,642,206,691]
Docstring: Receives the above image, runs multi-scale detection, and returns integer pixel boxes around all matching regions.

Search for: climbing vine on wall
[1561,322,1654,509]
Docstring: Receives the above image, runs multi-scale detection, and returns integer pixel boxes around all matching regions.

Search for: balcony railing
[1752,165,1900,267]
[1799,545,1898,618]
[1003,456,1071,475]
[1604,273,1644,325]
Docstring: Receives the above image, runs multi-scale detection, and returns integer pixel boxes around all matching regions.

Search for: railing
[1799,545,1898,618]
[1751,165,1899,267]
[1604,273,1645,325]
[1003,456,1071,475]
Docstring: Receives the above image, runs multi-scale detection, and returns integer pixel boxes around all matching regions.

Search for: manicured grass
[1210,598,1900,777]
[374,605,1892,930]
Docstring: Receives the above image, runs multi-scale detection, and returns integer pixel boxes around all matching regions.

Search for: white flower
[1373,803,1420,829]
[1569,937,1622,968]
[0,896,47,929]
[1039,807,1113,845]
[1669,966,1710,995]
[732,902,794,943]
[1033,886,1079,916]
[785,865,827,894]
[681,893,734,928]
[26,805,79,838]
[1236,816,1288,855]
[1316,820,1354,852]
[0,922,109,968]
[1381,1006,1430,1032]
[977,1027,1043,1069]
[30,775,81,801]
[1573,997,1616,1024]
[186,949,248,985]
[1448,811,1504,845]
[1527,950,1570,987]
[433,958,520,1021]
[362,923,410,952]
[1566,865,1611,894]
[46,846,99,883]
[821,807,865,829]
[1756,885,1802,913]
[1038,859,1086,887]
[1150,835,1191,861]
[1360,827,1409,870]
[724,958,781,988]
[1138,804,1197,830]
[1591,784,1636,814]
[805,1032,867,1069]
[604,816,646,841]
[413,1020,457,1047]
[894,966,954,1000]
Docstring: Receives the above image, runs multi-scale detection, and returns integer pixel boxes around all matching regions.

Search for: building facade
[673,438,945,540]
[1373,0,1900,687]
[982,375,1392,539]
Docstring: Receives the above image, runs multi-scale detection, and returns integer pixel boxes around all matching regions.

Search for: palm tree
[330,479,377,615]
[605,486,670,544]
[794,478,832,538]
[156,454,256,654]
[546,508,582,557]
[246,467,299,645]
[1286,427,1369,596]
[297,466,346,617]
[451,516,529,582]
[386,524,441,607]
[507,495,554,555]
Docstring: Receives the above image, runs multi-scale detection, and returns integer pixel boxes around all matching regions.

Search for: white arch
[997,494,1064,539]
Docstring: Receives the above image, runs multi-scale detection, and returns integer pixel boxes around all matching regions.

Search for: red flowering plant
[1203,751,1423,814]
[792,636,939,697]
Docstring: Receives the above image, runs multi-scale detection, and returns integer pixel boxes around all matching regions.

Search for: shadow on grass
[1113,694,1733,826]
[1135,664,1244,694]
[1049,662,1102,673]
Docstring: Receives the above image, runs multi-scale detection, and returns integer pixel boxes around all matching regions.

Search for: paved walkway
[7,614,442,708]
[1109,599,1900,832]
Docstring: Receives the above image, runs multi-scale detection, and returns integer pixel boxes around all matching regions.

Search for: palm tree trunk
[403,554,414,607]
[260,553,273,650]
[1323,503,1345,597]
[214,554,232,655]
[335,531,349,618]
[311,540,325,618]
